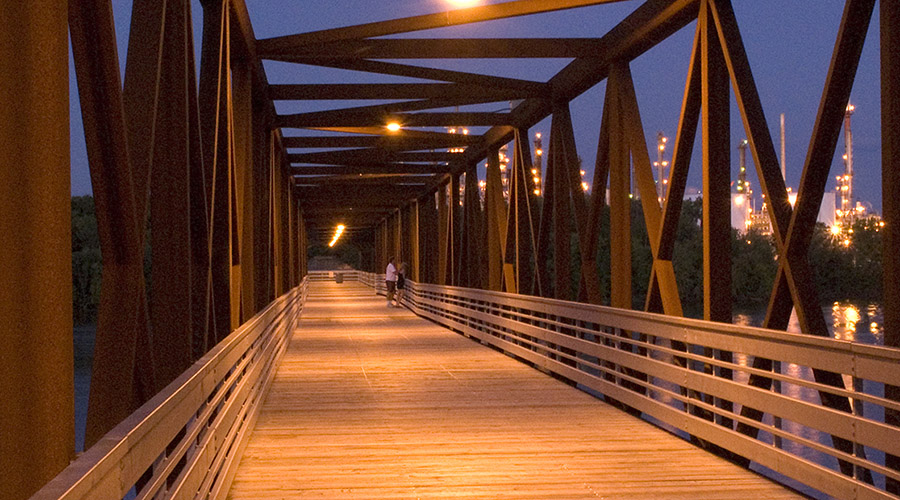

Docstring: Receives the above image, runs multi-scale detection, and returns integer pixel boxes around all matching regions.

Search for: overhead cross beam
[270,83,542,101]
[291,164,453,175]
[283,134,475,150]
[276,111,514,128]
[257,0,628,47]
[260,38,607,59]
[287,150,461,164]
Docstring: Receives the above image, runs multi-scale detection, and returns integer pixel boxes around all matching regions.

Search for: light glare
[329,224,346,248]
[447,0,480,7]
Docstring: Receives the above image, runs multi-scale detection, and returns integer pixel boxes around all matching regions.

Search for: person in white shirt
[385,257,398,307]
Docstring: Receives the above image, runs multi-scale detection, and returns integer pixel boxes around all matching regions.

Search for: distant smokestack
[780,113,786,181]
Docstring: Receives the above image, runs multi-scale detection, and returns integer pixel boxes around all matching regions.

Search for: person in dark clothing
[395,263,408,307]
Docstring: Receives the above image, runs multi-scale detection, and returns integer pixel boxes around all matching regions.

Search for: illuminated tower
[732,140,754,233]
[737,139,749,196]
[499,143,511,200]
[532,132,544,196]
[653,131,669,202]
[836,103,855,232]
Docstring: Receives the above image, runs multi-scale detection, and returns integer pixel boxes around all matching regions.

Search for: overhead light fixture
[447,0,480,7]
[329,224,345,247]
[386,122,401,132]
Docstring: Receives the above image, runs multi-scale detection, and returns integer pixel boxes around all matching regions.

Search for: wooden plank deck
[228,281,801,499]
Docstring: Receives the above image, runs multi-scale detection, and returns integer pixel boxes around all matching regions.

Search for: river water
[729,301,885,498]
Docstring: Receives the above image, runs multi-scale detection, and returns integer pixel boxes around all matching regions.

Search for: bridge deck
[228,282,801,499]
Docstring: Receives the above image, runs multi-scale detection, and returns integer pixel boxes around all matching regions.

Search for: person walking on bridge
[385,257,398,307]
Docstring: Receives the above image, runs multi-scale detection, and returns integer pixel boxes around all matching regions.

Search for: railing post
[0,4,73,499]
[883,0,900,493]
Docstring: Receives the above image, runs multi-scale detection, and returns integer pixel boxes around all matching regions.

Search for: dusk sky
[69,1,884,213]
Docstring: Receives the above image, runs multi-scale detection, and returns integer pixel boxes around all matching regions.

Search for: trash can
[335,273,343,283]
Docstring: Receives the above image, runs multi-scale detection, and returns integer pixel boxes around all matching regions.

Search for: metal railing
[362,272,900,500]
[31,279,309,500]
[306,270,360,283]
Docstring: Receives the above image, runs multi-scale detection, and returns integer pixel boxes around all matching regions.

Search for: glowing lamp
[447,0,480,7]
[386,122,401,132]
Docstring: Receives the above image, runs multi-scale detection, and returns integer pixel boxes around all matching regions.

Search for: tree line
[71,195,883,324]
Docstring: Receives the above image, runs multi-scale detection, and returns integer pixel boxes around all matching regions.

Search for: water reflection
[728,303,886,497]
[734,302,883,345]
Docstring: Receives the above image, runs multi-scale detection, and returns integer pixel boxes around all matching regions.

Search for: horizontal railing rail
[307,269,360,282]
[31,278,309,500]
[361,272,900,500]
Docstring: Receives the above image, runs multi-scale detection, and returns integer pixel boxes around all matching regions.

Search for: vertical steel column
[701,0,732,325]
[535,135,555,298]
[412,201,421,282]
[884,0,900,493]
[199,0,233,342]
[556,105,602,304]
[287,189,295,288]
[281,168,291,290]
[396,208,403,269]
[700,0,734,435]
[420,193,438,284]
[189,25,211,358]
[549,116,572,300]
[375,222,383,275]
[234,59,255,320]
[251,103,270,312]
[450,174,461,286]
[299,214,307,279]
[437,184,449,285]
[71,0,157,448]
[0,4,72,498]
[464,162,484,289]
[148,0,195,387]
[511,131,537,295]
[486,148,505,291]
[607,77,632,310]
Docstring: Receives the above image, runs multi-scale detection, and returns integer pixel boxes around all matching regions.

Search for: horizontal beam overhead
[277,111,513,128]
[286,58,548,91]
[283,134,475,149]
[260,38,606,59]
[269,83,542,100]
[296,184,423,197]
[256,0,626,46]
[294,174,437,185]
[276,98,500,125]
[288,149,461,164]
[291,164,454,175]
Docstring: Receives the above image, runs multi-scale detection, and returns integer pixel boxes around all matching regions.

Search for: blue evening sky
[69,1,883,212]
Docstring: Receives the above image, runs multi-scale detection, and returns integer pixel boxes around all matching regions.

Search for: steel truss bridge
[1,1,899,499]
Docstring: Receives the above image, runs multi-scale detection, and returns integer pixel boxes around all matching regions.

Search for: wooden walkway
[228,281,801,500]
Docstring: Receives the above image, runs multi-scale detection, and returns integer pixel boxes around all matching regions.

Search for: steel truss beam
[288,150,460,164]
[0,4,72,499]
[257,0,627,47]
[283,133,475,150]
[292,164,452,175]
[70,0,157,448]
[277,111,513,129]
[261,38,608,60]
[271,83,541,101]
[708,0,874,479]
